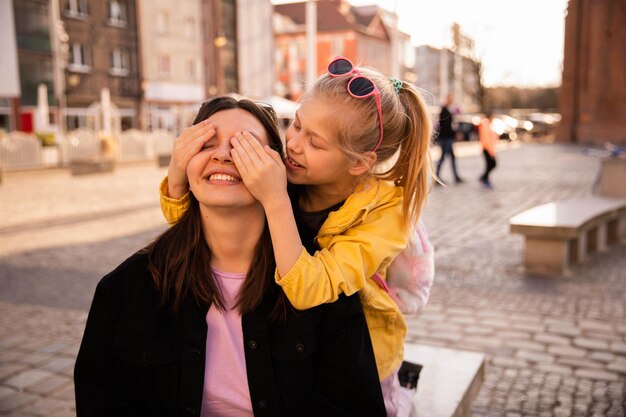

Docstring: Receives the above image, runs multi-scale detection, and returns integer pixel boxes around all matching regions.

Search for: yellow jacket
[159,177,408,380]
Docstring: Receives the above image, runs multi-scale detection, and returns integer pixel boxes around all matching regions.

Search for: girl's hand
[230,131,288,208]
[167,120,216,199]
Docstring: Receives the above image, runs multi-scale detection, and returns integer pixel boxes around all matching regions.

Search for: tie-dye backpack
[371,221,435,316]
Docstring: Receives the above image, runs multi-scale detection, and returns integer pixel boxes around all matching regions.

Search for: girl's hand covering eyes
[167,119,216,199]
[230,131,288,207]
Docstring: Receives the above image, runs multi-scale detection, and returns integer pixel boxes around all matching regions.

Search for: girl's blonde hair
[306,68,433,228]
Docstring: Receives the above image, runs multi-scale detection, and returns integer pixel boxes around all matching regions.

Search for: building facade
[137,0,204,133]
[273,0,402,100]
[414,45,481,113]
[4,0,56,133]
[61,0,142,131]
[558,0,626,145]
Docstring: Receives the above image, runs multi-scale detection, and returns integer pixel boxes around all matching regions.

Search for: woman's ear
[348,151,378,176]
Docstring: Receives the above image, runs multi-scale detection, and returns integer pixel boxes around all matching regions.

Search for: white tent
[259,96,298,120]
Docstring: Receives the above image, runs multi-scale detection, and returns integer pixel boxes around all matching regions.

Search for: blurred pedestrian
[435,95,463,184]
[479,113,498,189]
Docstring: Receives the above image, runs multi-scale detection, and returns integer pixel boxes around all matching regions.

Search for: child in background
[479,113,498,189]
[161,57,433,416]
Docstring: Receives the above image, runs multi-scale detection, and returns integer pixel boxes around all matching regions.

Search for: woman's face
[187,108,269,210]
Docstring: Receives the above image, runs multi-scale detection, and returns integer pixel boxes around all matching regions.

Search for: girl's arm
[159,120,216,224]
[230,133,407,310]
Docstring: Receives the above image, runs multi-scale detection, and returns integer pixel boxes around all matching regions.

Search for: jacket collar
[318,178,398,236]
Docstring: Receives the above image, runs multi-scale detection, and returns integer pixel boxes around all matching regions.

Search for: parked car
[453,114,481,141]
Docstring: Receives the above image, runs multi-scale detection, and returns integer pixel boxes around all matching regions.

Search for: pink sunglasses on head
[327,56,384,152]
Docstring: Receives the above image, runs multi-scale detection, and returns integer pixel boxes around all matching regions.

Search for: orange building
[273,0,397,100]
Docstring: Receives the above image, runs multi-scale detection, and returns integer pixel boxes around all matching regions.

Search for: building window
[158,55,170,77]
[107,0,127,27]
[188,59,197,79]
[68,43,92,72]
[110,47,130,76]
[65,0,89,19]
[331,37,344,57]
[157,11,169,34]
[184,18,196,38]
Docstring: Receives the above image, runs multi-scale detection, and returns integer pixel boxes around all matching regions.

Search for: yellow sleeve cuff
[274,247,310,289]
[159,176,190,224]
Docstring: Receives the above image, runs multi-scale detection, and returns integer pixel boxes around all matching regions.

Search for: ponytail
[376,81,433,228]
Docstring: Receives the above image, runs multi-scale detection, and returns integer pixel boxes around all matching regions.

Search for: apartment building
[273,0,401,100]
[61,0,142,130]
[137,0,205,133]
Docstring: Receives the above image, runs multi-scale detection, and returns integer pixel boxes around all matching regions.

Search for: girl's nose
[286,132,302,154]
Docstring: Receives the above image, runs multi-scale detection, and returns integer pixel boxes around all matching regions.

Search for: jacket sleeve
[74,277,117,416]
[275,188,408,310]
[159,176,190,224]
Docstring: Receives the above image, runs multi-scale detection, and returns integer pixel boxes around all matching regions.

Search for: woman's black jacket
[74,252,386,417]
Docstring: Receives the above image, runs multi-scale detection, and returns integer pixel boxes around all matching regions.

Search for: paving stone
[535,363,574,376]
[447,307,475,316]
[462,326,493,336]
[0,385,17,400]
[463,336,503,349]
[51,384,75,401]
[40,357,75,373]
[0,362,28,380]
[589,351,615,363]
[609,342,626,354]
[0,349,25,363]
[579,319,614,332]
[548,324,582,337]
[515,350,555,364]
[0,335,31,349]
[573,337,610,350]
[534,333,571,346]
[16,352,52,366]
[606,361,626,375]
[548,345,587,358]
[574,368,619,381]
[447,315,477,325]
[504,339,545,351]
[21,397,69,416]
[425,330,464,342]
[512,322,545,333]
[25,374,72,395]
[557,357,605,370]
[4,369,55,390]
[545,318,577,327]
[584,331,622,342]
[497,331,530,340]
[491,356,528,368]
[0,392,39,412]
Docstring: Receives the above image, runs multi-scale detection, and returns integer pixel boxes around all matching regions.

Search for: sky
[273,0,569,87]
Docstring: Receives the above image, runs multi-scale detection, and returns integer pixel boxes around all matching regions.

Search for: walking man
[435,95,463,184]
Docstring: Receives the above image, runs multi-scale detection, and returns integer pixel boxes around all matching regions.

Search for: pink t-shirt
[200,268,253,417]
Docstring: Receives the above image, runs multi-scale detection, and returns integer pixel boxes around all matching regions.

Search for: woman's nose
[212,143,233,162]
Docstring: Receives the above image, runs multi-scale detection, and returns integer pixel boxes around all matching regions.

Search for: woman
[74,97,385,416]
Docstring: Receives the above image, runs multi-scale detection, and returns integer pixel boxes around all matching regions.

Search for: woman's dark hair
[145,96,286,316]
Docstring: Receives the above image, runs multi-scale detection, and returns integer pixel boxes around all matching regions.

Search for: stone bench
[69,159,116,176]
[509,196,626,276]
[405,344,486,417]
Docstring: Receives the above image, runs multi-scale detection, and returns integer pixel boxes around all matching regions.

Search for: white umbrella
[35,83,49,132]
[259,95,298,119]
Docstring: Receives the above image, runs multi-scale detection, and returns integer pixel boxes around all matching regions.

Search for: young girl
[162,57,432,415]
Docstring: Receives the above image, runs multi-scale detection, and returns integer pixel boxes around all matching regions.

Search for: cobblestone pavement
[0,142,624,416]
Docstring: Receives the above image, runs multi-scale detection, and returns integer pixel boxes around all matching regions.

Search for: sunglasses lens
[328,58,353,75]
[348,77,375,97]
